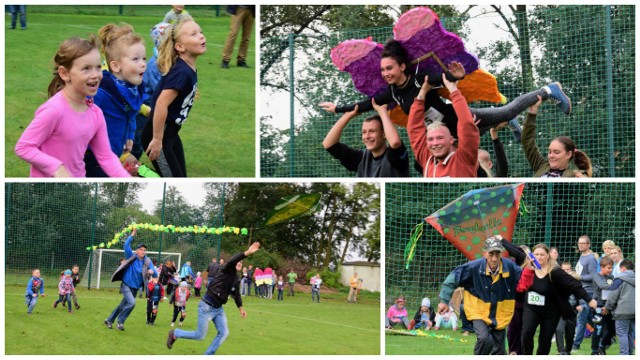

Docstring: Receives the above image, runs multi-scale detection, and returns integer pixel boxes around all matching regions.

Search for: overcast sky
[136,182,207,213]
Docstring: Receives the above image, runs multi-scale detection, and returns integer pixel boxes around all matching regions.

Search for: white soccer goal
[80,249,182,289]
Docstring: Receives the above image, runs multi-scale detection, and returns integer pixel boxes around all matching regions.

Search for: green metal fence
[385,182,635,310]
[260,5,635,177]
[4,183,227,289]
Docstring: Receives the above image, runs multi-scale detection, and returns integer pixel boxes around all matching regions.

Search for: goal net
[79,249,182,289]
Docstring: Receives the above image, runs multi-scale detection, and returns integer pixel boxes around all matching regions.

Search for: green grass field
[5,7,255,177]
[6,284,380,355]
[385,327,622,355]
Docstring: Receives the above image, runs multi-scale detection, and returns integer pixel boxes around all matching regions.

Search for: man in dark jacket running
[167,242,260,354]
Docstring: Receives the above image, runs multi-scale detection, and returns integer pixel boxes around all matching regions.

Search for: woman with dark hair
[502,240,598,355]
[161,260,178,297]
[320,39,572,139]
[522,97,593,177]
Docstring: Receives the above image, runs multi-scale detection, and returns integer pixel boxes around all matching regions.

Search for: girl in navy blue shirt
[142,16,206,177]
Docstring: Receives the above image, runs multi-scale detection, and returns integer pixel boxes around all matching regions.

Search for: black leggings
[172,305,186,322]
[141,127,186,177]
[147,300,159,323]
[521,304,561,355]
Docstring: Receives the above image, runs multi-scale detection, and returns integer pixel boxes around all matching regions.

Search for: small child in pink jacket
[386,296,410,329]
[53,269,75,313]
[194,272,203,298]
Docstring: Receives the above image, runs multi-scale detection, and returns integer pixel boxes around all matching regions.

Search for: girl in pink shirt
[14,36,130,178]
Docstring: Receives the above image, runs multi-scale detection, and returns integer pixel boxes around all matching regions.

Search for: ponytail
[156,15,193,75]
[573,149,593,177]
[47,35,99,98]
[98,23,142,71]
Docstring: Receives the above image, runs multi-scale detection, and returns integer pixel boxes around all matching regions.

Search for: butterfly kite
[405,183,525,268]
[331,7,507,126]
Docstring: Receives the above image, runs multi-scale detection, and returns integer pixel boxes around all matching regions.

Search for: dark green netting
[4,183,228,288]
[385,182,635,309]
[261,5,634,177]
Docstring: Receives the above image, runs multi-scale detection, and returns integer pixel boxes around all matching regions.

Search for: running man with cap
[104,228,158,330]
[437,236,524,354]
[166,242,261,355]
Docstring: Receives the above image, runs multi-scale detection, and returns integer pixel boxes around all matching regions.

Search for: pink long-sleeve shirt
[386,304,408,321]
[15,91,131,178]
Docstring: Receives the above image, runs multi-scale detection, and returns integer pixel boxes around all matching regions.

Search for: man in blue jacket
[104,228,157,330]
[438,236,523,355]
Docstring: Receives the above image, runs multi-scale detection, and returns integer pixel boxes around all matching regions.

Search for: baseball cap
[136,243,147,250]
[396,296,405,303]
[484,236,504,252]
[64,269,72,275]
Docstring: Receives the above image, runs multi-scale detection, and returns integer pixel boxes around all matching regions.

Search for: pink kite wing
[394,7,479,76]
[330,38,387,97]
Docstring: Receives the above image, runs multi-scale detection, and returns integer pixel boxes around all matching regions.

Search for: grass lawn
[5,7,255,177]
[6,284,380,355]
[385,327,622,355]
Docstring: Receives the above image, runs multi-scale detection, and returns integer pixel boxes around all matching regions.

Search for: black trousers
[521,304,561,355]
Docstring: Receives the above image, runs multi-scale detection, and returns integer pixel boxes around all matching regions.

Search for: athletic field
[5,6,255,177]
[6,283,379,355]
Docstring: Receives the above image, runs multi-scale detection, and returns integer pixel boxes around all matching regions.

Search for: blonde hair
[426,121,450,135]
[156,15,194,75]
[611,245,623,257]
[48,36,100,98]
[602,239,616,251]
[98,23,143,71]
[532,243,557,273]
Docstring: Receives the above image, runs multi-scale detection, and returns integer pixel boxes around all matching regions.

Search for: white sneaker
[163,296,168,300]
[178,322,183,327]
[171,322,175,327]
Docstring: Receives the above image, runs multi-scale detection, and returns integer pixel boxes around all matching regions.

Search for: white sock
[543,86,551,95]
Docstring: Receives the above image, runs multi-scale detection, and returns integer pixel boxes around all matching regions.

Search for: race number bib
[527,291,546,306]
[425,107,445,122]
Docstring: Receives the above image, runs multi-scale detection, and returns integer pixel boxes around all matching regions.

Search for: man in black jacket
[167,242,260,355]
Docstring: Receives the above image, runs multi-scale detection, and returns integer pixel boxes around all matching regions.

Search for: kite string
[404,222,424,270]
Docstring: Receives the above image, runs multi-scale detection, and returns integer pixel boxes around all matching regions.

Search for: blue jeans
[174,300,229,355]
[616,319,635,355]
[9,5,26,29]
[573,300,592,348]
[55,293,72,311]
[107,283,138,324]
[312,288,320,302]
[25,295,38,313]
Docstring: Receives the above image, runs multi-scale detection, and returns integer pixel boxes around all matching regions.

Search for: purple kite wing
[330,38,387,97]
[394,7,479,75]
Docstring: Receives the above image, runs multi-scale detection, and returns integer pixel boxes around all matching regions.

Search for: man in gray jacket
[603,259,635,355]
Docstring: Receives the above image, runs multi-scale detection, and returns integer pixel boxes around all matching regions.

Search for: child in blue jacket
[25,268,45,315]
